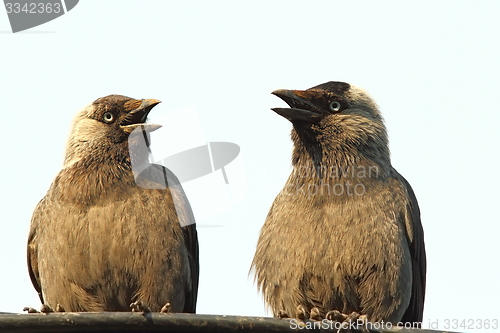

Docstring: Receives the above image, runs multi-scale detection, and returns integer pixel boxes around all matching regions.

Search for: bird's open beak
[121,99,162,134]
[271,89,322,123]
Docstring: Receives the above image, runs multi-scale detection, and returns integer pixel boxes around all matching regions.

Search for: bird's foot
[160,303,171,313]
[40,304,54,314]
[277,306,324,321]
[325,310,368,333]
[295,304,307,321]
[130,300,152,313]
[325,309,346,322]
[23,303,66,314]
[277,310,290,319]
[309,307,323,321]
[23,307,39,313]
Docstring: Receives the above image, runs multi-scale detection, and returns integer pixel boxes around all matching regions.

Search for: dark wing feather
[27,200,44,304]
[154,164,199,313]
[181,221,199,313]
[397,173,426,326]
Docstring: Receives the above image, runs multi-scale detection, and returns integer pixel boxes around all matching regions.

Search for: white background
[1,2,499,331]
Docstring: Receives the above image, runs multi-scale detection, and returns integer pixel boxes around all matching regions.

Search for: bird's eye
[329,101,342,112]
[103,112,114,123]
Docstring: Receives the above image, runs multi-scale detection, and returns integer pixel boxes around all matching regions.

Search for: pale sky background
[1,1,500,332]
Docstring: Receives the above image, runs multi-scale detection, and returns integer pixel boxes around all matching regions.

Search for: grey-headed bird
[251,82,425,326]
[27,95,199,313]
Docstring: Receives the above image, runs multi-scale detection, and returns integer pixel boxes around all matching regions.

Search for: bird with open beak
[27,95,199,313]
[251,82,426,327]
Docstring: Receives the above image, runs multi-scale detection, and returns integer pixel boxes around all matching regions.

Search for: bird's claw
[277,310,290,319]
[326,309,347,322]
[55,304,66,312]
[40,304,54,313]
[295,304,307,320]
[325,310,368,333]
[160,302,171,313]
[23,307,39,313]
[278,306,322,321]
[310,307,322,321]
[357,315,369,331]
[130,300,152,313]
[23,303,66,314]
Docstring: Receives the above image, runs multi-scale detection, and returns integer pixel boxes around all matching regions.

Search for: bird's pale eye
[329,101,342,112]
[103,112,114,123]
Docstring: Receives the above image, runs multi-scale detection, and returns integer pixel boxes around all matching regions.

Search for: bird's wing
[396,173,426,325]
[179,207,199,313]
[151,164,199,313]
[27,199,45,304]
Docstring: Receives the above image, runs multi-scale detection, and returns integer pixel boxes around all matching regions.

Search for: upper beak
[137,98,161,115]
[121,99,162,134]
[271,89,322,123]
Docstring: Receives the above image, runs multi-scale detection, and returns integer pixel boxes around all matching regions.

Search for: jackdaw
[251,82,425,326]
[27,95,199,313]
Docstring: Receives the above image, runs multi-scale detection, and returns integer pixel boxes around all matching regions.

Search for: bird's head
[272,81,381,122]
[272,81,387,151]
[64,95,161,167]
[272,81,389,165]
